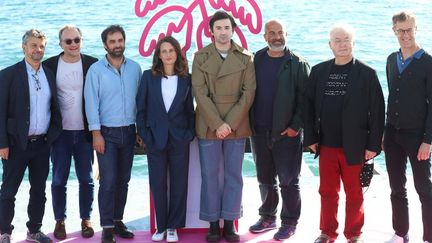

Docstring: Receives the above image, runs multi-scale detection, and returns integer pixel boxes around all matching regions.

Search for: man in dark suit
[0,29,62,243]
[304,24,385,243]
[43,25,98,240]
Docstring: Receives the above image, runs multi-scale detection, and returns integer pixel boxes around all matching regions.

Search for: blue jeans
[198,138,246,222]
[51,130,94,220]
[97,125,135,227]
[0,138,50,234]
[251,131,302,225]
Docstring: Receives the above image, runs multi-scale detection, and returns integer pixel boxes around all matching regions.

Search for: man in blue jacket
[249,19,310,241]
[0,29,62,243]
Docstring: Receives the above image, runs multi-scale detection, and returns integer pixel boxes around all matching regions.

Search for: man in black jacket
[384,11,432,243]
[304,24,384,243]
[0,29,62,243]
[43,25,98,240]
[248,19,310,241]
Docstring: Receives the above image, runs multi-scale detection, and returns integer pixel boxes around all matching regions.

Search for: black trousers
[250,131,302,225]
[384,124,432,242]
[0,138,50,234]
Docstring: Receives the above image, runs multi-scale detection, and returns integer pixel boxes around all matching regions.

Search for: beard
[268,41,285,52]
[106,46,125,58]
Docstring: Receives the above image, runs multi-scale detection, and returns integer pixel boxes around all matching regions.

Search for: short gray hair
[58,24,82,41]
[22,29,47,45]
[329,23,356,41]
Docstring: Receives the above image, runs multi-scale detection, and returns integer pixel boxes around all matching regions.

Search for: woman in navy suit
[136,36,195,242]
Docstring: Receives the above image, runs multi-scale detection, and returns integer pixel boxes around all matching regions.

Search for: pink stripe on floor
[11,230,286,243]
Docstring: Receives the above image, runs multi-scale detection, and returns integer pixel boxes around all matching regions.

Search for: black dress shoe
[101,228,116,243]
[223,220,240,242]
[206,221,221,242]
[113,221,135,239]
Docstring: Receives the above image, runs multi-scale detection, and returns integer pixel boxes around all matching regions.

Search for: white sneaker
[166,228,178,242]
[151,230,165,241]
[386,234,408,243]
[0,233,11,243]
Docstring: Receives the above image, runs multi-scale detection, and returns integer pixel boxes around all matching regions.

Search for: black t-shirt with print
[320,60,353,147]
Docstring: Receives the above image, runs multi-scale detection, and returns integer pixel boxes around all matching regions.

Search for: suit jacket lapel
[317,60,334,113]
[19,60,30,107]
[344,58,359,105]
[167,76,186,114]
[153,74,165,111]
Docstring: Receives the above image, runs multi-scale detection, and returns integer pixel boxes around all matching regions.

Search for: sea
[1,0,432,179]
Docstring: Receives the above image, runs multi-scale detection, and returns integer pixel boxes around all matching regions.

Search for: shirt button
[395,112,399,116]
[395,100,399,103]
[26,121,29,124]
[396,88,399,91]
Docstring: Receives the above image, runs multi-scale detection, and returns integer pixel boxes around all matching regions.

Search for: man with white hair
[248,19,310,241]
[304,23,385,243]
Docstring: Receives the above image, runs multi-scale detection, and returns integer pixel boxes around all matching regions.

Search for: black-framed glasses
[394,28,415,36]
[63,37,81,45]
[31,73,41,91]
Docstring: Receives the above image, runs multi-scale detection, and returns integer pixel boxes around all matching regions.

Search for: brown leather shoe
[81,219,94,238]
[53,220,66,240]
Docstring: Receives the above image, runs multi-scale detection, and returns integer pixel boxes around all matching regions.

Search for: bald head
[264,19,287,53]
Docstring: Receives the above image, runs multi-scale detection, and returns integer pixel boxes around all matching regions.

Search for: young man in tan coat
[192,10,256,242]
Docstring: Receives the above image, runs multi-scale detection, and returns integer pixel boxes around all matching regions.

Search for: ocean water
[1,0,432,178]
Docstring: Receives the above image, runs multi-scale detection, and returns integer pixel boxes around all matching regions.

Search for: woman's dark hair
[152,36,188,78]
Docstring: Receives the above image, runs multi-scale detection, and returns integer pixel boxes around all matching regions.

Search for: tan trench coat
[192,42,256,139]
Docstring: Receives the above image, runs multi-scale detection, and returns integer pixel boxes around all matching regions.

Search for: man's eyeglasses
[63,37,81,45]
[394,28,414,36]
[31,73,41,91]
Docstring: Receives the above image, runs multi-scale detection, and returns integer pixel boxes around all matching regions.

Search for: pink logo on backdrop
[134,0,262,57]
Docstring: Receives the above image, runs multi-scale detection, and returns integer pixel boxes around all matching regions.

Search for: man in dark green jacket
[248,19,310,241]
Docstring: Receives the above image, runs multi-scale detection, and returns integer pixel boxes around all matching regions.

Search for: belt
[28,134,46,142]
[101,124,135,130]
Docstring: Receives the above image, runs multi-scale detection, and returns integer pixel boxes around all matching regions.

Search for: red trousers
[318,146,364,240]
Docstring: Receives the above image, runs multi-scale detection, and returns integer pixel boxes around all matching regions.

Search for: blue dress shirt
[25,61,51,135]
[397,48,425,74]
[84,56,141,131]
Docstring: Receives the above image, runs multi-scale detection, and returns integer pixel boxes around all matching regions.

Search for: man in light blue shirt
[84,25,141,243]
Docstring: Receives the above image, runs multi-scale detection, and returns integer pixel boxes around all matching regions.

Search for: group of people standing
[0,9,431,243]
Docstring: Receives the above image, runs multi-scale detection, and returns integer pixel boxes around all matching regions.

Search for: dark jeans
[51,130,94,220]
[384,125,432,242]
[0,138,50,234]
[147,136,190,232]
[97,125,135,227]
[250,131,302,225]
